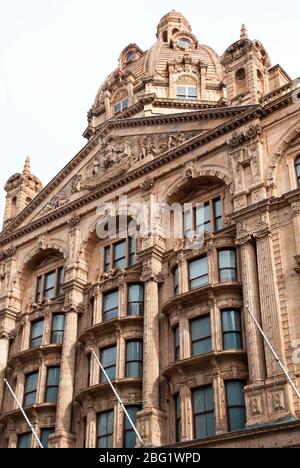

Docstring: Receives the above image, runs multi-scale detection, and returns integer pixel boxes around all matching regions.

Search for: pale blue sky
[0,0,299,224]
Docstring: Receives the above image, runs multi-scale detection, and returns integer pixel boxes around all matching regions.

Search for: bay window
[218,250,237,282]
[191,316,212,356]
[189,256,209,290]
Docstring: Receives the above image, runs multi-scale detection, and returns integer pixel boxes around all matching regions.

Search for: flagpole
[91,350,144,446]
[246,306,300,402]
[4,379,44,448]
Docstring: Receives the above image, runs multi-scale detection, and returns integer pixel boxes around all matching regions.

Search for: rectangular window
[113,241,126,269]
[176,86,197,100]
[44,271,56,300]
[296,158,300,188]
[173,267,179,296]
[193,386,215,439]
[104,246,110,273]
[114,98,129,115]
[30,319,44,348]
[51,314,65,345]
[123,406,142,448]
[57,267,64,296]
[45,367,60,404]
[24,371,39,407]
[175,393,181,443]
[97,411,114,448]
[17,433,32,449]
[196,202,211,233]
[40,428,55,449]
[189,256,209,290]
[128,284,144,316]
[226,381,246,432]
[191,316,212,356]
[222,310,242,350]
[36,276,42,303]
[218,250,237,283]
[100,346,117,382]
[213,198,222,232]
[174,325,180,361]
[126,341,143,378]
[103,290,119,321]
[129,237,136,266]
[183,209,193,238]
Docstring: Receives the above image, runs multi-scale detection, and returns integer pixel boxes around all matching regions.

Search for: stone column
[238,238,266,383]
[53,308,78,447]
[0,331,10,411]
[254,228,285,377]
[86,408,96,448]
[180,385,193,442]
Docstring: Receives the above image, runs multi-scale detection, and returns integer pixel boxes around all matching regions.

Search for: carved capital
[68,213,81,227]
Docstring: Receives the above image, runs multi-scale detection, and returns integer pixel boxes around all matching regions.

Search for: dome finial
[23,156,31,176]
[240,24,248,40]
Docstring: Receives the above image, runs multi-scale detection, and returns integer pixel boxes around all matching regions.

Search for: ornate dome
[88,11,224,132]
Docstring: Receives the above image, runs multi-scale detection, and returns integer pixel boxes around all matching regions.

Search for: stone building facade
[0,11,300,448]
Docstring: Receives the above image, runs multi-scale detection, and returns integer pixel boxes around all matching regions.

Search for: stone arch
[268,126,300,185]
[163,164,233,204]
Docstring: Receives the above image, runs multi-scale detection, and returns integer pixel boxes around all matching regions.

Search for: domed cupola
[156,10,192,44]
[3,157,43,228]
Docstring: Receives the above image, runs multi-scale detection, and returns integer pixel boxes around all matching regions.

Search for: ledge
[79,316,144,342]
[162,350,248,379]
[162,282,242,315]
[8,344,63,367]
[0,403,57,424]
[74,378,143,403]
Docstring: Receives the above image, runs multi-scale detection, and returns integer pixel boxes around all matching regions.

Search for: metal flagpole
[4,379,44,448]
[91,350,144,446]
[246,306,300,402]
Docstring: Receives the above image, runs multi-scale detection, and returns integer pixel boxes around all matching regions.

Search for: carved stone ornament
[0,246,16,261]
[140,177,155,192]
[68,213,81,227]
[228,123,262,150]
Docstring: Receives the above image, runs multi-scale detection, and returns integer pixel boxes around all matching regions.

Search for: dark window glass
[97,411,114,448]
[173,267,179,296]
[113,241,126,269]
[218,250,237,283]
[103,290,119,321]
[104,246,110,273]
[128,284,144,316]
[24,372,39,407]
[189,257,209,290]
[226,381,246,432]
[30,319,44,348]
[213,198,222,232]
[114,98,128,114]
[58,267,64,295]
[36,276,42,303]
[126,341,143,378]
[17,433,32,449]
[100,346,117,382]
[191,316,212,356]
[193,386,215,439]
[40,428,55,449]
[45,367,60,404]
[175,393,181,442]
[129,237,136,266]
[123,406,142,448]
[174,325,180,361]
[51,314,65,345]
[296,157,300,188]
[196,203,211,233]
[222,310,242,350]
[44,271,56,299]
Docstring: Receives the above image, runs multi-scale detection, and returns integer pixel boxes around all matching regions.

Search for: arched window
[235,68,247,95]
[296,157,300,188]
[162,30,168,43]
[11,196,17,218]
[257,69,264,96]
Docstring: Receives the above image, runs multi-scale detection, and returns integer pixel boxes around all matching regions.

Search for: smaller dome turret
[3,156,43,228]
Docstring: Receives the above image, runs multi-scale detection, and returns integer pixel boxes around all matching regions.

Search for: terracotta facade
[0,11,300,448]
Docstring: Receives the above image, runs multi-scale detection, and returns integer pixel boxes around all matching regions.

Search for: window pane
[173,267,179,295]
[193,386,215,439]
[18,433,32,449]
[113,241,126,269]
[104,246,110,272]
[25,372,38,393]
[219,250,236,269]
[223,333,242,350]
[45,387,59,404]
[189,257,208,289]
[52,314,65,332]
[40,428,55,449]
[191,317,211,341]
[128,284,144,302]
[125,406,141,430]
[174,325,180,361]
[124,406,141,448]
[129,237,136,266]
[214,198,222,231]
[177,86,186,96]
[58,267,64,295]
[45,271,55,289]
[222,310,241,332]
[103,291,119,321]
[226,381,245,406]
[196,203,211,233]
[97,411,114,448]
[101,346,117,382]
[192,338,212,356]
[36,276,42,302]
[188,87,197,97]
[183,210,192,238]
[24,392,37,407]
[228,407,246,432]
[47,367,60,386]
[127,341,143,361]
[30,320,44,347]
